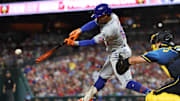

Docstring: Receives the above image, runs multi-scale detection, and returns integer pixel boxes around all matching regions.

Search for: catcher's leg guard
[153,76,180,95]
[146,91,180,101]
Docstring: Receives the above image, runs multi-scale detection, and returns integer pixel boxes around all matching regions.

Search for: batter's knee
[116,70,132,89]
[120,79,132,89]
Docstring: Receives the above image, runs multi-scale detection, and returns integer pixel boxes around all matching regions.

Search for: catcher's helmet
[91,3,112,19]
[150,31,174,44]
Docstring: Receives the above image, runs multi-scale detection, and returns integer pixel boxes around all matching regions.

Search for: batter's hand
[64,38,75,46]
[69,28,81,41]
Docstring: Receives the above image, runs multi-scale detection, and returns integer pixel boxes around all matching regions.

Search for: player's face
[97,15,110,24]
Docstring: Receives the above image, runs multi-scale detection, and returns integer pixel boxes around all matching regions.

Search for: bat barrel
[36,42,64,63]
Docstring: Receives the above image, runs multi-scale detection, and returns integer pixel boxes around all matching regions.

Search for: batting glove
[64,38,75,46]
[69,28,81,41]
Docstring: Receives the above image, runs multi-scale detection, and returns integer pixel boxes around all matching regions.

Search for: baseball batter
[64,3,151,101]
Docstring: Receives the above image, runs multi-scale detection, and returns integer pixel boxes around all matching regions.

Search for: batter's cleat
[78,98,93,101]
[78,98,83,101]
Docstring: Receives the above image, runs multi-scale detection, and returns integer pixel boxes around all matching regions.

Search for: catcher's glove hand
[116,55,130,75]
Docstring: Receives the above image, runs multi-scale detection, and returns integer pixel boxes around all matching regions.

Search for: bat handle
[62,42,66,45]
[56,42,65,49]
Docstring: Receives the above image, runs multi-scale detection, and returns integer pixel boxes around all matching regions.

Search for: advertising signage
[0,0,179,16]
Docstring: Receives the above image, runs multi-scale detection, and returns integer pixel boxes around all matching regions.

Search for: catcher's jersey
[142,46,180,79]
[141,46,180,65]
[94,13,128,52]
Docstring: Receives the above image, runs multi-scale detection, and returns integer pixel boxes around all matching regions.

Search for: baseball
[15,49,22,55]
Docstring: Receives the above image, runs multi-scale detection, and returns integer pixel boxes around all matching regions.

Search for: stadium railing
[32,95,145,101]
[16,69,34,101]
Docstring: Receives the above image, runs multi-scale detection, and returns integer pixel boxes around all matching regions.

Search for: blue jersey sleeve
[80,20,98,33]
[141,51,159,63]
[78,39,97,46]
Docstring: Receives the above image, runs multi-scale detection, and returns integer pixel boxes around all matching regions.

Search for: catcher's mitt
[116,55,130,75]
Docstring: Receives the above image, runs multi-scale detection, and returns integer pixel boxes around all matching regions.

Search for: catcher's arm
[116,55,147,75]
[129,56,147,64]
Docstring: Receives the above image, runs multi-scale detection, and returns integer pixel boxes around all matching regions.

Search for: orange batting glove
[64,38,75,46]
[69,28,82,41]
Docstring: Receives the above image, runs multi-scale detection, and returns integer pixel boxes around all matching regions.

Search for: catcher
[116,30,180,101]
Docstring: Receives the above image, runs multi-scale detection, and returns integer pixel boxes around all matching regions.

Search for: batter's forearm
[80,20,98,33]
[74,39,97,46]
[129,56,147,65]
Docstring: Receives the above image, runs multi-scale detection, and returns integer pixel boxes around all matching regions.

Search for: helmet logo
[91,3,112,19]
[98,7,104,10]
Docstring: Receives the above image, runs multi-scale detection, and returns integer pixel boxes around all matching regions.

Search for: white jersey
[94,13,132,88]
[94,13,128,52]
[80,13,133,101]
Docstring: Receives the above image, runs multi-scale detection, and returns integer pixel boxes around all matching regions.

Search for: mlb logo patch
[1,5,9,14]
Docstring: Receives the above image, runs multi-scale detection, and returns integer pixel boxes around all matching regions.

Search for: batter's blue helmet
[91,3,112,19]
